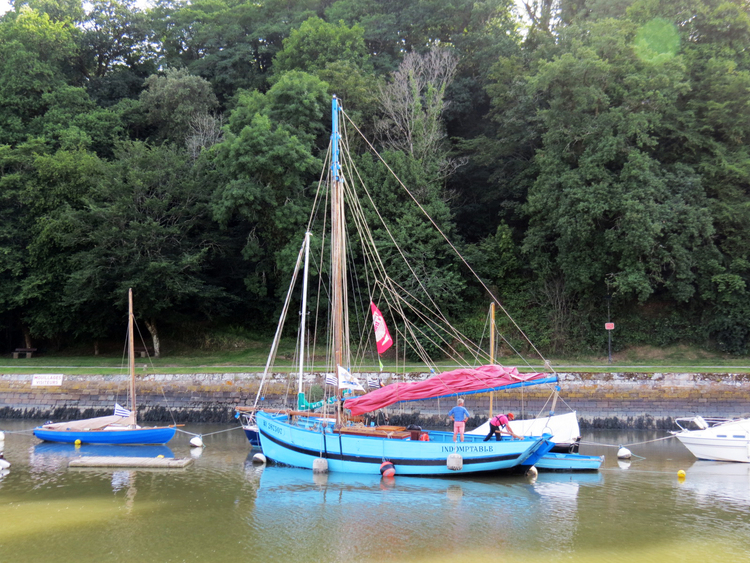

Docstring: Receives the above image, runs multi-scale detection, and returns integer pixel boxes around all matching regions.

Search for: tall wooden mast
[330,96,348,375]
[128,288,137,427]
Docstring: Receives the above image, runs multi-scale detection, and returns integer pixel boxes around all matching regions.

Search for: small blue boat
[534,452,604,472]
[33,425,176,445]
[33,289,176,447]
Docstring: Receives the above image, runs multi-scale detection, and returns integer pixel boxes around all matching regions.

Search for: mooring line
[0,427,37,435]
[579,434,676,448]
[175,426,243,438]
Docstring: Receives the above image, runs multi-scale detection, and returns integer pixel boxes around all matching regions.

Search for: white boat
[33,289,177,445]
[467,411,581,452]
[673,416,750,462]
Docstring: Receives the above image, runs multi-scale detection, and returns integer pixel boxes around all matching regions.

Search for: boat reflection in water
[249,464,601,558]
[682,460,750,512]
[29,443,174,473]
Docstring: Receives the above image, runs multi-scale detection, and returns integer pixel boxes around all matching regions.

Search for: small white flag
[337,365,365,392]
[114,403,132,417]
[325,373,337,386]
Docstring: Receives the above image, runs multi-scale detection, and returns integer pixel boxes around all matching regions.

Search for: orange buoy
[380,461,396,477]
[419,432,429,441]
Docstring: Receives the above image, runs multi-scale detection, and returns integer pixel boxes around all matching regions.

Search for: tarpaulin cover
[344,364,549,416]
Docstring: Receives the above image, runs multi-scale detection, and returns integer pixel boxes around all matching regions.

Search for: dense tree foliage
[1,0,750,357]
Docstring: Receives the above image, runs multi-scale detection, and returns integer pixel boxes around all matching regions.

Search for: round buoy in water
[74,439,81,446]
[677,469,686,478]
[157,455,164,458]
[0,431,5,441]
[252,452,267,465]
[526,466,538,479]
[379,461,396,477]
[617,446,632,459]
[446,453,463,471]
[189,435,204,448]
[313,458,329,474]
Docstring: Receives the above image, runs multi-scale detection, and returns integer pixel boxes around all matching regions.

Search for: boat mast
[489,302,495,418]
[298,231,311,394]
[128,288,137,427]
[330,96,348,376]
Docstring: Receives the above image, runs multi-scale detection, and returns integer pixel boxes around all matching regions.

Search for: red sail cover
[344,364,547,416]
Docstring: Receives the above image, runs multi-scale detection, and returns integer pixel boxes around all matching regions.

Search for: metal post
[607,296,612,364]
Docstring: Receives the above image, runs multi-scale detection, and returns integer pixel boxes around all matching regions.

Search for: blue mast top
[331,96,341,183]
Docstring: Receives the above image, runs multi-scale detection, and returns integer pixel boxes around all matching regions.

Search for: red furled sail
[344,364,551,416]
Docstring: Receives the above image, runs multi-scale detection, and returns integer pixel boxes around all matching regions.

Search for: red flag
[370,301,393,354]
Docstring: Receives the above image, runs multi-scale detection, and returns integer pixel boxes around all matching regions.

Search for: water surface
[1,421,748,562]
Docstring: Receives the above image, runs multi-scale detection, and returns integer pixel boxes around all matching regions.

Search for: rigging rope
[341,109,553,371]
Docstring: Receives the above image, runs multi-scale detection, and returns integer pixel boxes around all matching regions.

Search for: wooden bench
[13,348,37,359]
[133,346,153,358]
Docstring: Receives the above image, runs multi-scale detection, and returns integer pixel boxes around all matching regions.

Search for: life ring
[419,432,429,441]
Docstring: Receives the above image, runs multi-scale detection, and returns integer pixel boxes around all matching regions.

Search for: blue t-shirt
[447,406,470,422]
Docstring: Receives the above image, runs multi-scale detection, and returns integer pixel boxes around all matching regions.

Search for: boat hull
[243,425,261,447]
[257,411,554,476]
[467,411,581,453]
[534,453,604,472]
[33,426,176,445]
[675,419,750,462]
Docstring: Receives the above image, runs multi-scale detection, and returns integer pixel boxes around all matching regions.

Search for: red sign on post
[605,323,615,330]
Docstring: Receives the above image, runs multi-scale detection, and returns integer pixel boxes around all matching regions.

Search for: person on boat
[447,398,471,442]
[483,412,522,441]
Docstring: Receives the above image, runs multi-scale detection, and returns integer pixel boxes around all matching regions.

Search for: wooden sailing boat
[250,96,557,475]
[33,289,177,445]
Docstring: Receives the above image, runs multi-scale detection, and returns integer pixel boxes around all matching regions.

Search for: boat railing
[674,416,733,432]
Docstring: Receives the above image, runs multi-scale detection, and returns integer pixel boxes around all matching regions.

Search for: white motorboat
[673,416,750,462]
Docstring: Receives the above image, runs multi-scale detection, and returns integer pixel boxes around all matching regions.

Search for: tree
[60,142,230,356]
[210,71,326,312]
[376,47,460,179]
[273,16,369,75]
[0,6,78,145]
[139,67,219,144]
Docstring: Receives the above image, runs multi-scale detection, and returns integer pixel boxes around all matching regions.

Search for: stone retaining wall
[1,371,749,429]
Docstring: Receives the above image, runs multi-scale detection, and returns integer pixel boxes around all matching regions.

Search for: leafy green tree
[139,67,218,144]
[0,7,78,145]
[210,71,326,312]
[60,142,230,355]
[273,16,368,75]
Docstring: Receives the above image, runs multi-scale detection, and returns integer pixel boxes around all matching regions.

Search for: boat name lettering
[442,445,493,453]
[266,422,284,436]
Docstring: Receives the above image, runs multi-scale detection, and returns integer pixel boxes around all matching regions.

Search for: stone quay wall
[1,371,749,429]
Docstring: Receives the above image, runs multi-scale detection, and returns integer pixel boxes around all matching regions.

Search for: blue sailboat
[245,96,559,476]
[33,289,176,445]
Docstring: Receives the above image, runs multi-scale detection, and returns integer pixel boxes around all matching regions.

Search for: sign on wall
[31,374,64,387]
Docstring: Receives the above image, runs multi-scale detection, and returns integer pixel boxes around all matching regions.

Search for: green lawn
[2,344,750,375]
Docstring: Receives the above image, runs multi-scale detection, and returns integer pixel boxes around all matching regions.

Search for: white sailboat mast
[298,231,312,394]
[128,288,137,426]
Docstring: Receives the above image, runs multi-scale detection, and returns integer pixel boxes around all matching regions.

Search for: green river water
[0,421,748,563]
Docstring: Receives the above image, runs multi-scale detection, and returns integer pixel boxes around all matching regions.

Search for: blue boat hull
[256,411,554,476]
[534,452,604,472]
[33,426,176,445]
